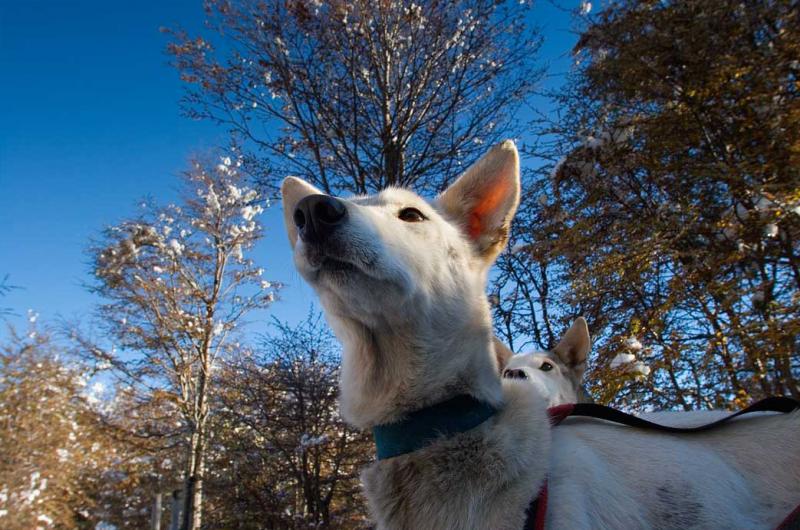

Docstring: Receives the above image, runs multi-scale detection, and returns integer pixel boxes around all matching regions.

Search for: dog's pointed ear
[437,140,521,264]
[492,336,514,372]
[281,177,324,248]
[552,317,590,379]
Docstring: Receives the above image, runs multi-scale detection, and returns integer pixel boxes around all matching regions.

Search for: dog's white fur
[502,318,592,406]
[281,141,800,529]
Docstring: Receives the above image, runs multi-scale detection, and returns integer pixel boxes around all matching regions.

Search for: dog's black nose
[294,194,347,243]
[503,368,528,380]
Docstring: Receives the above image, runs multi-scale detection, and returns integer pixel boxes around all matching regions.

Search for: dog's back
[546,408,800,529]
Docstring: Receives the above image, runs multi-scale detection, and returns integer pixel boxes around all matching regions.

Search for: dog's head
[281,141,520,321]
[501,318,591,406]
[281,141,520,426]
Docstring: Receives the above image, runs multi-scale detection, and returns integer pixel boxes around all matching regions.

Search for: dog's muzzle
[503,368,528,380]
[293,194,347,245]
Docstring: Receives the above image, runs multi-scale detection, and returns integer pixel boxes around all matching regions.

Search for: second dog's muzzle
[503,368,529,380]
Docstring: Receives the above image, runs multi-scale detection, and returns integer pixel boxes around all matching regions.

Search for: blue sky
[0,0,580,339]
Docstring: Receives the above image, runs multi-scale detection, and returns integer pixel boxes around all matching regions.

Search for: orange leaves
[509,0,800,410]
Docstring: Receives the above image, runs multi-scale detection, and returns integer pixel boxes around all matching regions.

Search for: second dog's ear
[492,336,514,372]
[438,140,521,265]
[281,177,325,249]
[552,317,591,379]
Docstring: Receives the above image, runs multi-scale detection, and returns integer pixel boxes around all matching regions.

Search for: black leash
[547,396,800,434]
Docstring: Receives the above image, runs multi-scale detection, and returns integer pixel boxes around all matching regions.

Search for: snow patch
[630,361,650,376]
[297,433,329,451]
[625,337,643,351]
[610,353,635,369]
[169,239,184,256]
[241,205,263,221]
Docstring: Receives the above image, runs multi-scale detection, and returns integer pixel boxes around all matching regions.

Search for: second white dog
[501,318,592,406]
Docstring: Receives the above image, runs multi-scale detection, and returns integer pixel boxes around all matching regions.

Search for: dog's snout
[503,368,528,380]
[315,197,347,225]
[294,194,347,243]
[293,208,307,230]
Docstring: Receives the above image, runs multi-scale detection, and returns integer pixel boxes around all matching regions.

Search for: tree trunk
[384,138,404,187]
[169,489,183,530]
[192,447,205,530]
[182,331,211,530]
[151,491,162,530]
[181,427,206,530]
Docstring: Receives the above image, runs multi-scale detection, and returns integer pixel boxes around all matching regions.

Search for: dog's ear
[552,317,590,379]
[438,140,521,264]
[492,336,514,372]
[281,177,325,248]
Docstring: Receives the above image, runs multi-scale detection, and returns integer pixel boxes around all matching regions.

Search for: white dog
[501,318,592,407]
[281,141,799,529]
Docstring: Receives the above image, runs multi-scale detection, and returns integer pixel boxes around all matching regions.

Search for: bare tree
[167,0,542,195]
[80,154,279,530]
[209,312,371,529]
[0,275,18,320]
[490,175,575,354]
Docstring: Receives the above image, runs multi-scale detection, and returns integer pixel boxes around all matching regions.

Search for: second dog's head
[501,318,592,407]
[281,141,520,426]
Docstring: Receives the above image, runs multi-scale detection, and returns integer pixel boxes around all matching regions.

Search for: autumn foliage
[494,0,800,409]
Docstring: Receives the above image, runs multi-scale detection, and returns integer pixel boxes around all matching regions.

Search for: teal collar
[372,394,499,460]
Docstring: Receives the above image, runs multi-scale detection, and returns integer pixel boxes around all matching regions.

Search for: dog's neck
[332,307,503,429]
[372,393,499,459]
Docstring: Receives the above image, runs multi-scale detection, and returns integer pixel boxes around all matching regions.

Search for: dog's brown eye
[540,361,554,372]
[398,207,426,222]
